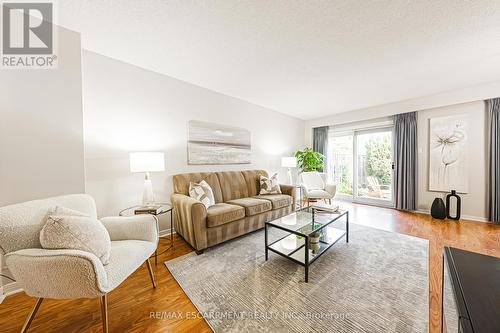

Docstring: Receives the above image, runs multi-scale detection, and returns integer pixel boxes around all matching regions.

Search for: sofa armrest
[279,184,297,210]
[101,215,158,243]
[5,248,108,299]
[279,184,296,197]
[170,193,208,251]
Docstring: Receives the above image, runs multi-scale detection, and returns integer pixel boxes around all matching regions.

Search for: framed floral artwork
[429,114,468,193]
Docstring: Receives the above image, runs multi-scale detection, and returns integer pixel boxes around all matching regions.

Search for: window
[327,121,394,206]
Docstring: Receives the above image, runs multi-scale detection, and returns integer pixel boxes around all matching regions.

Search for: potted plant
[294,148,325,172]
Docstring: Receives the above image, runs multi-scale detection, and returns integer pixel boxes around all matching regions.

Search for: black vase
[446,190,461,220]
[431,198,447,219]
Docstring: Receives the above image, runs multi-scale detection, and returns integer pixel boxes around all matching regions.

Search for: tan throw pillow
[189,180,215,208]
[40,207,111,265]
[259,173,282,195]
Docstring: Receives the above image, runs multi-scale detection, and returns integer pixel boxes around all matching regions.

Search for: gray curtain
[487,98,500,223]
[313,126,329,172]
[393,112,417,210]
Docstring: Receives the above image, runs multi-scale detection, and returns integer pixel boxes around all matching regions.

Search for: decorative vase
[431,198,446,219]
[309,232,321,254]
[446,190,461,220]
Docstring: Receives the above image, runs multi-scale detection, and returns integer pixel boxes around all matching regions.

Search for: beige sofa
[171,170,296,253]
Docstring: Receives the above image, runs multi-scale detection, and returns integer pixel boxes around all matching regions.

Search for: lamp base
[287,168,293,185]
[142,173,155,205]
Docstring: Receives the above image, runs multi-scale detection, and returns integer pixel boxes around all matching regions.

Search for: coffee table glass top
[265,206,349,282]
[267,206,347,237]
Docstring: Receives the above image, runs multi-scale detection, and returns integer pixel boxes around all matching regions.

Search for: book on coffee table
[310,202,340,213]
[134,205,162,215]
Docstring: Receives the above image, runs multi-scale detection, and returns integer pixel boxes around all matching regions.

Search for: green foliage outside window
[365,136,392,185]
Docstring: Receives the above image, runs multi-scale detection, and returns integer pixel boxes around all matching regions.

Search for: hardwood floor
[0,203,499,333]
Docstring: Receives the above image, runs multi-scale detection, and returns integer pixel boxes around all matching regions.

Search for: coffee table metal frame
[265,207,349,282]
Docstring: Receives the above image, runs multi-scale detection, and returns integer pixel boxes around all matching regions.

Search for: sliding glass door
[327,133,354,197]
[327,127,394,206]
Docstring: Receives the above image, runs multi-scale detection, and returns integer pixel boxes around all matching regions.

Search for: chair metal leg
[100,294,109,333]
[146,258,157,288]
[21,298,43,333]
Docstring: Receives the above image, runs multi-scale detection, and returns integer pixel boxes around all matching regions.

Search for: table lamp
[129,152,165,205]
[281,157,297,185]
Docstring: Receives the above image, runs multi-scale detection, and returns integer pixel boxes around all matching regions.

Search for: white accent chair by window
[300,172,337,205]
[0,194,158,333]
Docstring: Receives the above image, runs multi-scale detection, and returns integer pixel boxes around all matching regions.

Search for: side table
[119,203,174,265]
[294,184,303,210]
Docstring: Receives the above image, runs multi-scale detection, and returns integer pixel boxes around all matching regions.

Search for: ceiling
[52,0,500,120]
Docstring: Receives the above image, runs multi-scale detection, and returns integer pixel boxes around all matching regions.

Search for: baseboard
[0,282,23,303]
[159,228,176,237]
[416,209,489,223]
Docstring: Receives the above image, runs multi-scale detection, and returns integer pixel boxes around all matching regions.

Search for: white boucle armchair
[300,172,337,205]
[0,194,158,333]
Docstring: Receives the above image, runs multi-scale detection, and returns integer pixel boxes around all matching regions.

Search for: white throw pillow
[189,180,215,208]
[259,173,281,195]
[44,206,88,220]
[40,207,111,265]
[302,172,325,190]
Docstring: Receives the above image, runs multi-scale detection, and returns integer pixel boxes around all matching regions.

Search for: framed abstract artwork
[188,120,251,165]
[428,114,468,193]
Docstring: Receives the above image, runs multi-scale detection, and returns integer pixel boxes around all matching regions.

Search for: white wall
[0,28,85,206]
[305,79,500,145]
[304,86,494,220]
[82,51,304,231]
[0,26,84,298]
[416,101,486,220]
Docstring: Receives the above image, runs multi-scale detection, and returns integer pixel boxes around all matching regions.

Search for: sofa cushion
[241,170,268,197]
[189,180,215,208]
[216,171,249,202]
[259,173,282,195]
[173,172,224,203]
[226,198,272,216]
[207,203,245,228]
[254,194,292,210]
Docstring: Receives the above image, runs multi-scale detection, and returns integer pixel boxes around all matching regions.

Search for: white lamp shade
[281,157,297,168]
[130,152,165,173]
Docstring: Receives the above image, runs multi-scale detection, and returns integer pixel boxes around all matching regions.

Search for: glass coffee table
[265,206,349,282]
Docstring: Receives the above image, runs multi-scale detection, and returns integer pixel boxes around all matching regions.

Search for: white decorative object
[429,115,468,193]
[259,173,281,195]
[0,194,159,331]
[189,180,215,208]
[281,157,297,184]
[129,152,165,205]
[40,209,112,265]
[188,120,251,164]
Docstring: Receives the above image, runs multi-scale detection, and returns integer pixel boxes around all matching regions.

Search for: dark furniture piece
[442,247,500,333]
[265,206,349,282]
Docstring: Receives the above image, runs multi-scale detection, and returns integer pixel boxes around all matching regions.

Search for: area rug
[165,222,428,333]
